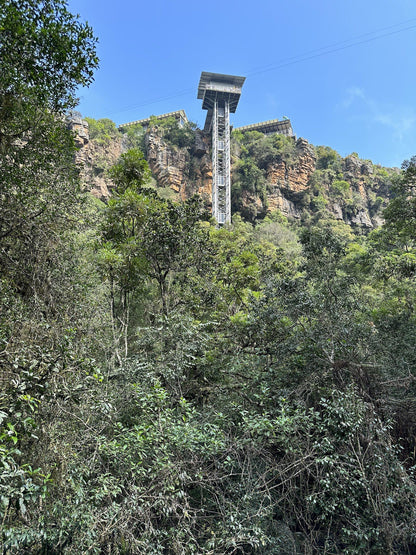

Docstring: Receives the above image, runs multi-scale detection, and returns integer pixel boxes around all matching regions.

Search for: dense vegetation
[88,116,395,228]
[231,130,395,222]
[2,2,416,553]
[115,116,197,153]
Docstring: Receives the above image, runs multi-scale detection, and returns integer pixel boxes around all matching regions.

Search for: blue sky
[68,0,416,168]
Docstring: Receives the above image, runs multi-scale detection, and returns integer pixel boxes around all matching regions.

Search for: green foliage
[98,150,212,366]
[232,126,392,226]
[166,121,196,149]
[239,132,297,169]
[149,115,196,149]
[0,1,104,548]
[0,0,99,300]
[315,145,342,170]
[122,122,146,151]
[85,117,119,145]
[300,149,394,222]
[5,153,416,552]
[383,156,416,244]
[253,216,302,259]
[102,189,211,317]
[231,131,298,220]
[331,178,351,198]
[311,192,328,210]
[0,0,98,112]
[235,158,266,194]
[4,4,416,552]
[107,148,151,193]
[0,113,82,294]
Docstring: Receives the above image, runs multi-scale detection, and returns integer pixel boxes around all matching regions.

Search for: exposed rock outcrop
[67,112,89,147]
[79,138,124,200]
[145,128,212,201]
[67,113,124,200]
[265,138,316,218]
[72,116,394,228]
[267,138,316,194]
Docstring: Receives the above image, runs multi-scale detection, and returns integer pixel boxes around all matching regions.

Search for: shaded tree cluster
[3,3,416,554]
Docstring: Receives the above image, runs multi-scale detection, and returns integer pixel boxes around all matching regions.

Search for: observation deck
[236,118,294,136]
[198,72,245,225]
[198,72,245,133]
[118,110,188,130]
[198,72,245,112]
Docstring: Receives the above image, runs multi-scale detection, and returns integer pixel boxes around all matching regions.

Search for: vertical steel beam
[198,72,245,225]
[224,101,231,223]
[212,102,218,221]
[211,100,231,225]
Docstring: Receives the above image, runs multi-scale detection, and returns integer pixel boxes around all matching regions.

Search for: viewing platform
[119,110,188,130]
[197,72,245,113]
[236,118,294,136]
[198,72,245,225]
[198,72,245,134]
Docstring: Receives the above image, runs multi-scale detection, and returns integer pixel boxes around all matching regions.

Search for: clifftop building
[119,110,188,130]
[198,71,245,225]
[236,118,294,137]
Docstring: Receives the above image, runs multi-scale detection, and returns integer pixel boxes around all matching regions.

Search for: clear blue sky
[68,0,416,168]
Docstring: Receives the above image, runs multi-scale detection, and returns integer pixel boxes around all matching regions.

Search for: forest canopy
[2,2,416,554]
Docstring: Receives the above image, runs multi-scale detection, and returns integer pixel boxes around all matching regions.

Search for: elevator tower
[197,72,245,224]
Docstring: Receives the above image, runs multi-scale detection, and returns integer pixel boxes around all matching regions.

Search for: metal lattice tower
[198,72,245,224]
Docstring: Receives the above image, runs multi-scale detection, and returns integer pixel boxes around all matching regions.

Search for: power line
[246,21,416,77]
[107,17,416,118]
[245,17,416,76]
[112,88,194,118]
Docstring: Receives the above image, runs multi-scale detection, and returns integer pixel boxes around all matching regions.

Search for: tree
[107,147,151,193]
[0,0,99,293]
[84,117,119,145]
[148,115,196,149]
[0,2,98,549]
[99,149,212,365]
[0,0,98,113]
[382,156,416,248]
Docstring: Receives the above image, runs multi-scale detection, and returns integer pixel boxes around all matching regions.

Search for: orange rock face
[77,137,123,201]
[266,138,316,194]
[145,128,212,204]
[254,138,317,218]
[72,117,391,228]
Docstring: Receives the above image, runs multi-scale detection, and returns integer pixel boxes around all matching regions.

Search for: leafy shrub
[315,145,342,171]
[235,158,265,194]
[85,117,119,145]
[148,116,196,149]
[231,131,299,220]
[121,122,146,151]
[331,179,351,199]
[234,130,297,169]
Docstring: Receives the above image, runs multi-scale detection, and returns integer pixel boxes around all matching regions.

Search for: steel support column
[198,72,245,225]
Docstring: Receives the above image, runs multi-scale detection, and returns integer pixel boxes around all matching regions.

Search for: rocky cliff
[231,129,396,226]
[145,127,212,202]
[69,114,124,200]
[70,115,396,228]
